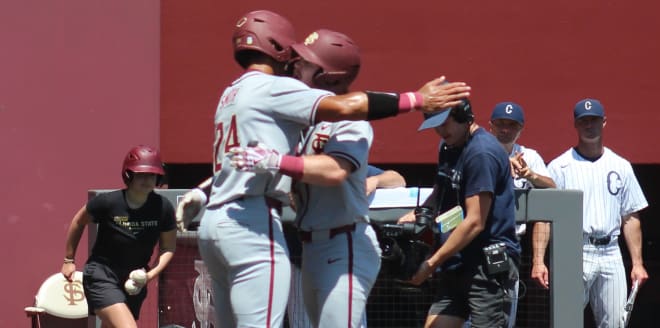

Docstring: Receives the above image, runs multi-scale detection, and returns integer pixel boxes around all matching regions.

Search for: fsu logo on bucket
[63,280,85,305]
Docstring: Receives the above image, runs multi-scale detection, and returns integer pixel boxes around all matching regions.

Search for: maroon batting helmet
[232,10,296,68]
[122,145,165,184]
[291,29,361,94]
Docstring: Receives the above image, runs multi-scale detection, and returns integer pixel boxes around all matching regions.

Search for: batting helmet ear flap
[156,164,167,187]
[123,170,134,185]
[312,70,357,94]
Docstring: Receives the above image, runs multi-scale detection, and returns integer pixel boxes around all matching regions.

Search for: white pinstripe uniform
[197,71,331,328]
[287,120,380,328]
[548,147,647,328]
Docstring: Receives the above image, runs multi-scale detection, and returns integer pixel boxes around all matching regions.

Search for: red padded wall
[162,1,660,164]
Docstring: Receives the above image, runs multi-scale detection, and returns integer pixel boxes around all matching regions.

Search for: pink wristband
[398,92,424,113]
[279,155,304,180]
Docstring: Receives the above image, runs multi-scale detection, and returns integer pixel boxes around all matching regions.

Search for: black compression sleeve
[366,91,399,121]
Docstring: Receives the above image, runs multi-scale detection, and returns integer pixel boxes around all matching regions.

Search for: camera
[378,206,437,282]
[380,206,437,239]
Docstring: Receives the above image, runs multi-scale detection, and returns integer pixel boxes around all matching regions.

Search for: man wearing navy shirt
[399,99,520,328]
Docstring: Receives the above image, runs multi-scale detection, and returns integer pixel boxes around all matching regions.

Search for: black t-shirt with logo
[86,190,175,270]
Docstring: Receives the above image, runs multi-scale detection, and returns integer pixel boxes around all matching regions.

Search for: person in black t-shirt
[61,145,176,327]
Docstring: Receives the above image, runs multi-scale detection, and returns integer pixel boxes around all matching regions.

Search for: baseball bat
[623,280,640,327]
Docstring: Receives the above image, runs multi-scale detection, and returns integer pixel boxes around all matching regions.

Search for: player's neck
[575,140,604,159]
[501,142,514,154]
[246,63,275,75]
[125,189,149,209]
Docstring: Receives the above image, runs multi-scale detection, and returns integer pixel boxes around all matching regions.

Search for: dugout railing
[88,188,583,328]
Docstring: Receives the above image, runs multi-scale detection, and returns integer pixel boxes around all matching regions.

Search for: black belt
[299,223,356,243]
[587,235,612,246]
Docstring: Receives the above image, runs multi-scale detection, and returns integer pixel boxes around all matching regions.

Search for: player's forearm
[197,177,213,196]
[149,230,177,280]
[314,89,428,122]
[64,206,89,260]
[528,174,556,189]
[298,154,352,186]
[373,170,406,188]
[148,250,175,280]
[622,214,644,266]
[532,222,550,264]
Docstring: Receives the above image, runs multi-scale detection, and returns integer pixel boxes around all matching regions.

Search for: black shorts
[428,258,518,328]
[82,261,147,319]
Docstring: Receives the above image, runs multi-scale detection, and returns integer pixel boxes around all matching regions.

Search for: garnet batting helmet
[232,10,296,68]
[291,29,360,93]
[122,145,165,185]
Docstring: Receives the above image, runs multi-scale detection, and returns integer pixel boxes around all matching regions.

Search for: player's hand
[531,263,550,289]
[129,268,148,288]
[630,263,649,287]
[416,77,471,113]
[397,210,416,224]
[227,142,282,173]
[511,153,536,180]
[61,263,76,282]
[509,153,523,178]
[175,189,205,232]
[407,259,434,286]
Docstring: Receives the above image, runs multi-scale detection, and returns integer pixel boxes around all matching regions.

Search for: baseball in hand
[124,279,142,295]
[129,269,148,286]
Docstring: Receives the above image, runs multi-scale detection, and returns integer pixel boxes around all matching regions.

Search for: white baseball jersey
[293,120,373,230]
[290,120,380,328]
[548,146,647,328]
[510,144,551,189]
[208,71,331,208]
[547,147,648,236]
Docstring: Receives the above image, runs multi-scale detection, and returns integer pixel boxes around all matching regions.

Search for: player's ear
[602,116,607,128]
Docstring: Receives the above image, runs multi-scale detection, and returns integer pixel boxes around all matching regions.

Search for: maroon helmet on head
[232,10,296,68]
[122,145,165,184]
[291,29,361,94]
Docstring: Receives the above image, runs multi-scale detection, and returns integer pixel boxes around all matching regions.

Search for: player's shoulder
[547,148,574,169]
[602,147,631,164]
[471,129,507,156]
[151,191,175,208]
[518,144,539,156]
[270,76,330,96]
[86,189,123,214]
[464,129,508,166]
[92,189,122,202]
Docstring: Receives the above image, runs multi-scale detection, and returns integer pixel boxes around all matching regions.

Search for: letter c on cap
[585,101,592,110]
[505,104,513,114]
